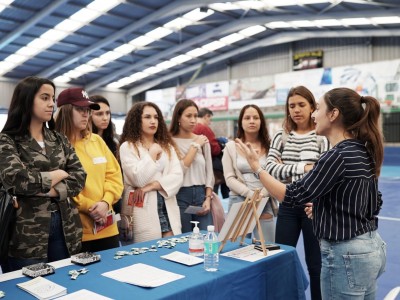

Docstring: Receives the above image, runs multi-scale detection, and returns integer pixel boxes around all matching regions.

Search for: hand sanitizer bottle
[189,221,204,257]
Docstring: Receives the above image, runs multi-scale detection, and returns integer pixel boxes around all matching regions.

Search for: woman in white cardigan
[119,102,183,243]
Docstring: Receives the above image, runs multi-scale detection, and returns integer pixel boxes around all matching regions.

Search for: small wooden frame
[218,189,268,256]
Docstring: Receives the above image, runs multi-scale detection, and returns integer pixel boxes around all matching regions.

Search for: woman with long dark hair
[0,77,86,272]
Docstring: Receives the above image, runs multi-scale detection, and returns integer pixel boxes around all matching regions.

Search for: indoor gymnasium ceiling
[0,0,400,97]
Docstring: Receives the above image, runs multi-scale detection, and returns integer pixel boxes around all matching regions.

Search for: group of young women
[0,75,386,299]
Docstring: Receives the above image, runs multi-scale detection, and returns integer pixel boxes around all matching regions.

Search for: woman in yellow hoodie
[55,88,123,252]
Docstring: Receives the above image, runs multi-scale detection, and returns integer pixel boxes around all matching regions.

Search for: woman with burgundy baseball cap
[55,87,123,252]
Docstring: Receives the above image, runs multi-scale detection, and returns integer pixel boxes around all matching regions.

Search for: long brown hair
[283,85,316,133]
[323,87,384,176]
[169,99,198,136]
[237,104,270,154]
[54,104,92,144]
[119,102,177,158]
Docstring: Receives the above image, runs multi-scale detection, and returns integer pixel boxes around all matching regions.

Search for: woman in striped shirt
[265,86,328,300]
[237,87,386,299]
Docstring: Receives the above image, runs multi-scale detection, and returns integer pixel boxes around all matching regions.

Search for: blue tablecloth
[0,237,308,299]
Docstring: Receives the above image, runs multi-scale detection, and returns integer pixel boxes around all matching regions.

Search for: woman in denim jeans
[265,86,328,300]
[170,99,214,233]
[237,87,386,299]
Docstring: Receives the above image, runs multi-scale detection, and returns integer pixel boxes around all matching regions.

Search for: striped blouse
[265,130,329,182]
[282,139,380,241]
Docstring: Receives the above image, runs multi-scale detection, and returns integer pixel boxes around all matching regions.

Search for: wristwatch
[253,167,264,179]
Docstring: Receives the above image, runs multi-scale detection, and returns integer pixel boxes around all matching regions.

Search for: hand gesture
[193,134,208,147]
[304,203,313,219]
[89,201,109,222]
[235,138,260,171]
[149,143,162,161]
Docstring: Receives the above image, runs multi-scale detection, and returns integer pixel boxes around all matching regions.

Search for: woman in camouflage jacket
[0,76,86,272]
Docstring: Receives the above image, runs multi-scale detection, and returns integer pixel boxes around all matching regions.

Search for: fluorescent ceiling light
[75,64,96,73]
[156,60,178,69]
[170,54,192,64]
[0,61,16,75]
[202,40,226,51]
[209,3,240,11]
[314,19,341,26]
[239,25,266,36]
[129,35,155,47]
[371,16,400,24]
[117,77,136,85]
[114,44,136,54]
[146,27,173,39]
[186,47,209,57]
[143,66,163,74]
[183,8,214,21]
[291,20,315,27]
[107,82,125,88]
[237,1,266,10]
[164,17,192,30]
[40,29,69,41]
[99,51,123,61]
[55,19,83,32]
[87,57,109,67]
[16,46,40,56]
[88,0,122,12]
[130,72,148,80]
[70,8,101,22]
[27,38,54,50]
[266,21,291,29]
[65,70,84,79]
[53,76,71,83]
[220,33,245,44]
[5,54,27,64]
[341,18,370,26]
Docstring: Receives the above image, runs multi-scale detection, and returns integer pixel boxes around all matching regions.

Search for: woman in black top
[237,87,386,299]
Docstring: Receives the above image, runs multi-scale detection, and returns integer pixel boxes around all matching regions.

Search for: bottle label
[189,240,204,252]
[204,241,219,254]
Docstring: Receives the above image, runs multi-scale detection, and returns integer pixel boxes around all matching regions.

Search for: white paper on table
[17,276,67,300]
[102,263,185,287]
[56,289,114,300]
[221,245,284,262]
[184,205,204,214]
[161,251,204,266]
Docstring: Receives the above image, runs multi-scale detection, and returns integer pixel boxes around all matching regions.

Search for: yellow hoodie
[73,133,123,241]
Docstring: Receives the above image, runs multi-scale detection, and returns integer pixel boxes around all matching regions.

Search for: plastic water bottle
[189,221,204,257]
[204,225,219,272]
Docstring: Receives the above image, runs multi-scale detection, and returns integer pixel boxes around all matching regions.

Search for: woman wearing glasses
[55,88,123,252]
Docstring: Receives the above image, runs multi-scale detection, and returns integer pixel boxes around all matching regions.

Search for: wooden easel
[218,189,268,256]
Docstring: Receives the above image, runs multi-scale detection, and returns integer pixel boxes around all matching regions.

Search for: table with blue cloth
[0,236,308,299]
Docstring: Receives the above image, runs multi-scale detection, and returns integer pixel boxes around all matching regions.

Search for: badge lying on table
[71,252,101,265]
[22,262,55,278]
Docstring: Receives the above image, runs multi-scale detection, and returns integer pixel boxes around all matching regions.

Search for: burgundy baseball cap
[57,88,100,110]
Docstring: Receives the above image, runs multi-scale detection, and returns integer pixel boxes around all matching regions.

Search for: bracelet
[204,195,213,200]
[254,167,264,179]
[190,142,201,151]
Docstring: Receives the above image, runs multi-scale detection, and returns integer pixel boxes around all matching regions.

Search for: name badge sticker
[93,156,107,164]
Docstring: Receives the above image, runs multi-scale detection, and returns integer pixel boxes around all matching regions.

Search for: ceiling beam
[126,28,400,97]
[0,0,68,50]
[85,8,400,91]
[38,0,237,78]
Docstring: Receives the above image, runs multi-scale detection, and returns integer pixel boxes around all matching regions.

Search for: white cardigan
[119,142,183,243]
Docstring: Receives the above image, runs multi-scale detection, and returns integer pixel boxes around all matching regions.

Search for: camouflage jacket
[0,128,86,259]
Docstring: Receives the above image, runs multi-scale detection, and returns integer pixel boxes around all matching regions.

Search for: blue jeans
[176,185,213,233]
[275,205,322,300]
[320,230,386,300]
[5,211,69,272]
